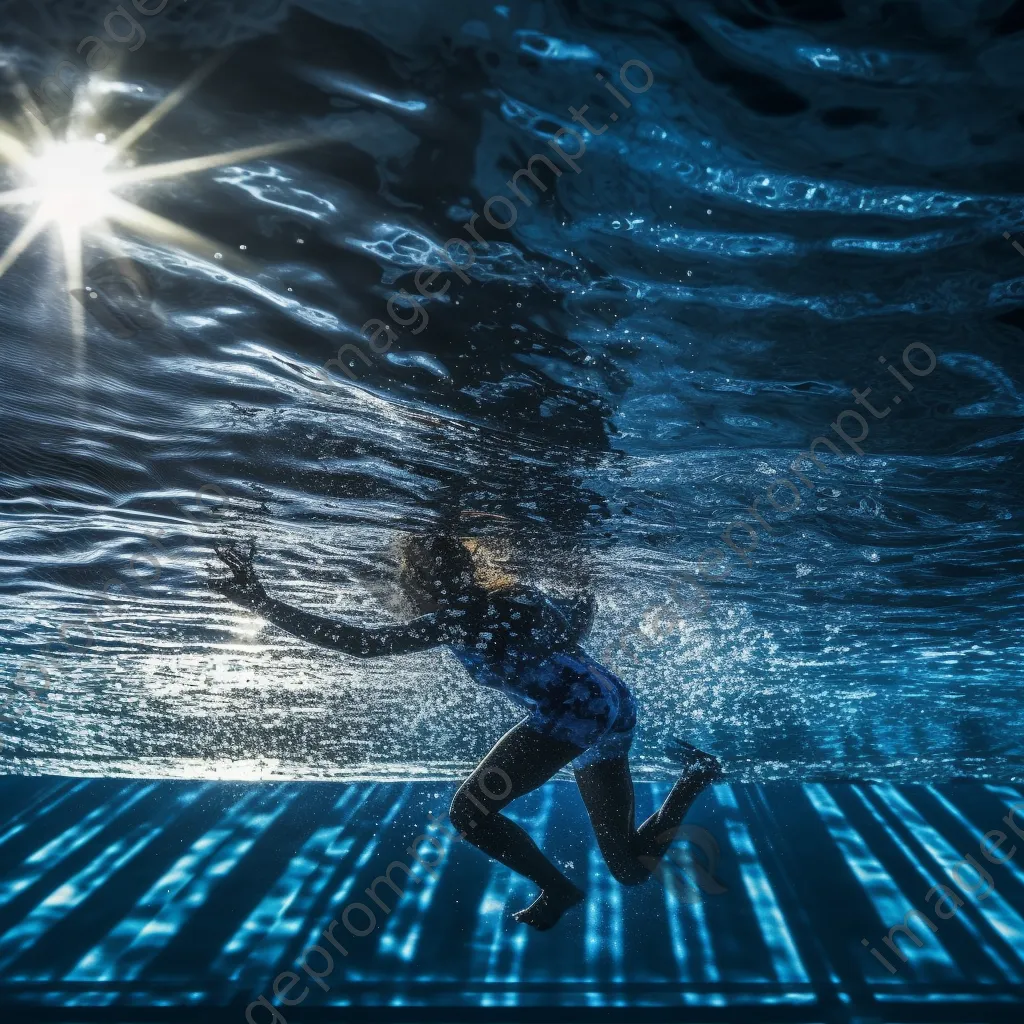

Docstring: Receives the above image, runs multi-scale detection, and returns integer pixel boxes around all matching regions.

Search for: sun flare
[0,59,325,344]
[27,138,117,229]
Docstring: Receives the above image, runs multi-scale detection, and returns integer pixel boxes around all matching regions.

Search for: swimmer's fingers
[210,553,249,598]
[209,541,267,610]
[208,570,265,608]
[213,541,256,581]
[212,541,240,571]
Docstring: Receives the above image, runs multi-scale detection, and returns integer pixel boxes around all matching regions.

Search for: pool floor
[0,776,1022,1022]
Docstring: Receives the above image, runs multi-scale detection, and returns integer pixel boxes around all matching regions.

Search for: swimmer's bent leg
[450,720,585,928]
[575,753,720,885]
[574,756,650,885]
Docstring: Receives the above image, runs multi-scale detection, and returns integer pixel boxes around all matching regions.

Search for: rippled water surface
[2,0,1023,781]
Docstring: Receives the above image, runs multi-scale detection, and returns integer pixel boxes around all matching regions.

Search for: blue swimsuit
[444,590,637,767]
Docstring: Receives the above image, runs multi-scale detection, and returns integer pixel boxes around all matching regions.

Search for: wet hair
[397,533,478,607]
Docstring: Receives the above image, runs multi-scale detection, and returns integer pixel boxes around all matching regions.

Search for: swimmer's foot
[636,741,723,858]
[512,881,585,931]
[666,738,722,783]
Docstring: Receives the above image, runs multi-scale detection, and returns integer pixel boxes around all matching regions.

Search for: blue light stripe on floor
[0,780,81,850]
[0,824,159,975]
[806,783,957,979]
[470,791,557,1007]
[0,778,1021,1012]
[0,784,204,979]
[468,831,516,997]
[717,785,808,986]
[217,787,368,985]
[66,785,291,982]
[0,783,155,908]
[643,783,721,996]
[860,785,1017,982]
[294,785,413,970]
[875,785,1024,976]
[218,825,344,977]
[499,789,560,1003]
[377,809,460,964]
[930,787,1024,893]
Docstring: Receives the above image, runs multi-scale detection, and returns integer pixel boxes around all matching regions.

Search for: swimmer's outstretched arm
[209,542,445,658]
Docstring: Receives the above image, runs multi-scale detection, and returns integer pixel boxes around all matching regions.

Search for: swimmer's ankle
[512,880,585,931]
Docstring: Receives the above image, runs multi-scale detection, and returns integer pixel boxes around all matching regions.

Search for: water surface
[2,0,1023,781]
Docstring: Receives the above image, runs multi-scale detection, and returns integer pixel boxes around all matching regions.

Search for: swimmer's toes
[666,738,722,779]
[512,883,585,931]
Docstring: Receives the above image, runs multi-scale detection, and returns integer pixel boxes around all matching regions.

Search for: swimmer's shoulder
[487,585,548,616]
[435,587,537,640]
[488,586,575,641]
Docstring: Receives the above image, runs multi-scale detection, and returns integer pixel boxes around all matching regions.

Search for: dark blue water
[1,0,1023,782]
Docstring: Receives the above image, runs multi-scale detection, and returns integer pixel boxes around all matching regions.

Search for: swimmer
[210,535,720,930]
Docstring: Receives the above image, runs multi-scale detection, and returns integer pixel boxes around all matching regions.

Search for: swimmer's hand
[209,540,268,612]
[566,593,597,642]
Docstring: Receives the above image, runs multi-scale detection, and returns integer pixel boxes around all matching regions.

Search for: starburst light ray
[4,72,55,146]
[102,195,249,271]
[112,51,233,157]
[108,137,326,189]
[0,61,336,344]
[0,205,49,278]
[57,217,85,343]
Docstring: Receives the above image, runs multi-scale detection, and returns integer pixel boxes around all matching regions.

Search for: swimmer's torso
[440,587,576,693]
[438,588,633,735]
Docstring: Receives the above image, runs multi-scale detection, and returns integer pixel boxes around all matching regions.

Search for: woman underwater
[211,534,720,930]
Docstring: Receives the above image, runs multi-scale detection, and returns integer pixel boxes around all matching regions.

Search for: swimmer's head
[397,533,477,611]
[397,533,515,611]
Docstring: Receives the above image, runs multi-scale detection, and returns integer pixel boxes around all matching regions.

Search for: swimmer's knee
[613,865,651,887]
[450,786,497,833]
[449,789,474,833]
[606,857,651,887]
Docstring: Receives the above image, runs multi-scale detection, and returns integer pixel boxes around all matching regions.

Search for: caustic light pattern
[0,778,1022,1020]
